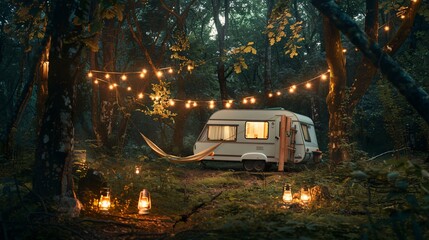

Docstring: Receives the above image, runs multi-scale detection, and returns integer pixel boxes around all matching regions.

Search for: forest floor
[1,149,429,239]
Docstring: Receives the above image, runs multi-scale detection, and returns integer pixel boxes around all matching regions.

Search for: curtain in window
[208,125,236,141]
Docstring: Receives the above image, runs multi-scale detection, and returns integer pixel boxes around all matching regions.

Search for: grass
[1,151,429,239]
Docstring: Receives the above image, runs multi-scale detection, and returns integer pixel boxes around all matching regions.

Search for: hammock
[140,133,221,163]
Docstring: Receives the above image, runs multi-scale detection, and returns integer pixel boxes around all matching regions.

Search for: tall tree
[315,0,423,164]
[33,0,83,208]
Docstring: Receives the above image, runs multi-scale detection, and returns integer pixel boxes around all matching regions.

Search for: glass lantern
[98,188,111,211]
[300,186,311,203]
[282,184,293,203]
[138,189,151,214]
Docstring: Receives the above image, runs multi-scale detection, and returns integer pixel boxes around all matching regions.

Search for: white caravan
[193,109,322,171]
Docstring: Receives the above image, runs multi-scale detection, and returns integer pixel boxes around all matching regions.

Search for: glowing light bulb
[306,82,311,89]
[169,99,175,106]
[168,68,173,74]
[289,88,295,93]
[192,101,197,107]
[109,84,114,90]
[268,93,273,98]
[156,71,163,77]
[185,102,191,108]
[225,102,231,108]
[276,91,281,96]
[342,49,347,53]
[250,97,256,104]
[321,74,328,81]
[138,93,144,99]
[113,83,118,87]
[209,101,215,109]
[105,73,110,79]
[121,74,127,81]
[140,73,145,78]
[142,68,147,74]
[127,86,132,91]
[292,85,297,89]
[243,98,248,104]
[94,79,99,84]
[87,72,93,78]
[384,26,390,32]
[400,15,405,20]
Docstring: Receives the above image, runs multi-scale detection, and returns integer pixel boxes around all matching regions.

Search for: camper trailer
[193,109,322,171]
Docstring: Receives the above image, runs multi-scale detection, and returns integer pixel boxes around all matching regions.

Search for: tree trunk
[322,14,349,164]
[211,0,229,103]
[33,1,80,200]
[98,19,117,147]
[312,0,429,125]
[264,0,275,106]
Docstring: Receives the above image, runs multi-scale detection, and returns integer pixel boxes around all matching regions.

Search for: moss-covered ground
[1,151,428,239]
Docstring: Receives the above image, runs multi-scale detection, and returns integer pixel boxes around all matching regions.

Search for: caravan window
[207,125,237,141]
[245,122,269,139]
[301,124,311,142]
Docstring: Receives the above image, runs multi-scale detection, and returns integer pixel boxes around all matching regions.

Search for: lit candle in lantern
[282,184,293,203]
[98,188,111,211]
[300,186,311,203]
[138,189,151,214]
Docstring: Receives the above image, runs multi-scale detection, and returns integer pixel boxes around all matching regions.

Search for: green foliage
[266,2,303,58]
[142,81,177,121]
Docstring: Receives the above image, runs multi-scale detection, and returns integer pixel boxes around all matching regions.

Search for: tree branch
[311,0,429,125]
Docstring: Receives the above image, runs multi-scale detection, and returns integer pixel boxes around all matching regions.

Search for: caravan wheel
[242,160,266,172]
[253,161,266,172]
[243,161,254,171]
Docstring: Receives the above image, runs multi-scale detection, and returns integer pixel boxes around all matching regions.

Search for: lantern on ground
[99,188,111,211]
[300,186,311,203]
[138,189,151,214]
[282,184,293,203]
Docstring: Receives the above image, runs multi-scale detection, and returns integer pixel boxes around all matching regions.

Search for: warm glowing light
[138,189,151,215]
[113,83,118,87]
[94,79,99,84]
[156,71,163,77]
[305,82,311,89]
[105,73,110,79]
[187,65,193,71]
[87,72,93,78]
[292,85,297,89]
[400,15,405,20]
[155,95,160,101]
[135,166,141,174]
[250,97,256,104]
[109,84,114,90]
[342,49,347,53]
[384,26,390,32]
[192,101,197,107]
[209,101,215,109]
[169,99,175,106]
[142,68,147,74]
[321,74,328,81]
[228,100,233,104]
[127,86,132,91]
[225,102,231,108]
[138,93,144,99]
[140,73,145,78]
[121,75,127,81]
[98,188,111,211]
[276,91,281,96]
[168,68,174,74]
[300,187,311,203]
[185,102,191,108]
[268,93,273,98]
[243,98,248,104]
[282,184,292,203]
[289,88,295,93]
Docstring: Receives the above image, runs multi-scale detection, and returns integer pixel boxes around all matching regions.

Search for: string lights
[87,66,330,110]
